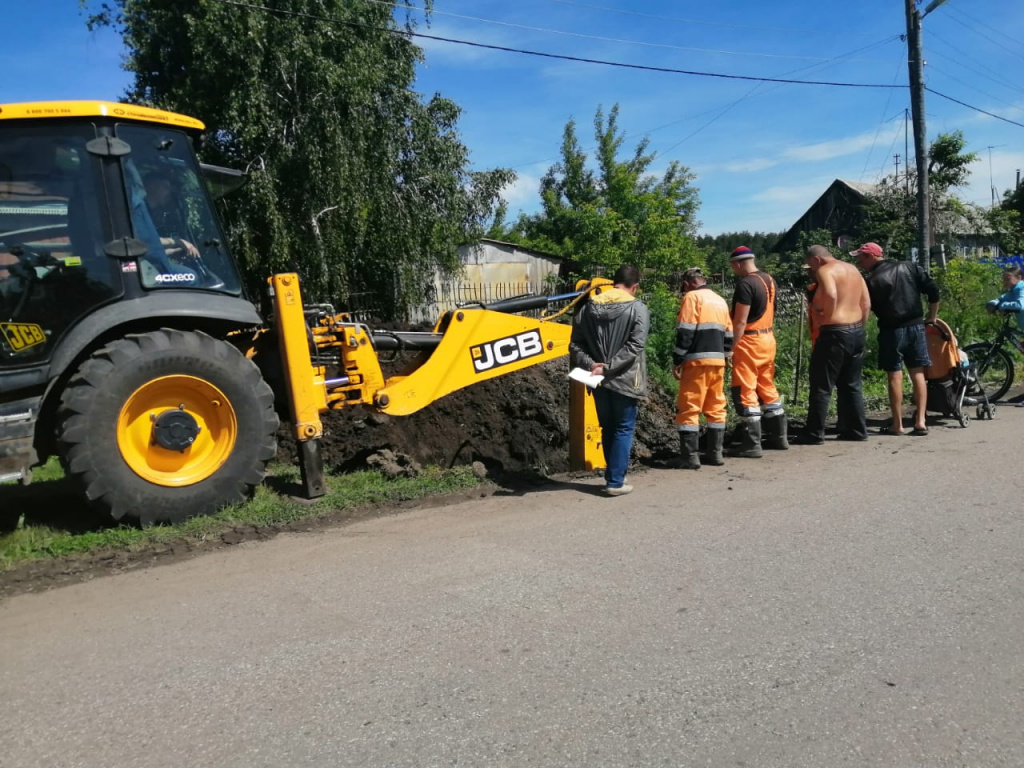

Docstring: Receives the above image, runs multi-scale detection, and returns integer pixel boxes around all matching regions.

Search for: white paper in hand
[568,367,604,389]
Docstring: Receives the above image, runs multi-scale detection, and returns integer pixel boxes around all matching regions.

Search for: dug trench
[277,360,681,480]
[0,361,682,598]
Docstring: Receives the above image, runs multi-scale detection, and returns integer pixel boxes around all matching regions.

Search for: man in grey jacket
[570,265,649,496]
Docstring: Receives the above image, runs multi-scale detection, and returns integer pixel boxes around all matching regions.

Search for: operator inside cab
[125,159,223,289]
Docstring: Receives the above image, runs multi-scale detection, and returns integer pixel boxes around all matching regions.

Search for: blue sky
[4,0,1023,236]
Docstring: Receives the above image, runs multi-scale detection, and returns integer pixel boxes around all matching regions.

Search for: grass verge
[0,459,484,571]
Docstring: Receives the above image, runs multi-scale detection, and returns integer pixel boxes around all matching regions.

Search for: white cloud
[705,126,904,177]
[749,178,834,205]
[723,157,780,173]
[961,150,1024,208]
[960,101,1024,126]
[781,126,902,164]
[501,172,542,212]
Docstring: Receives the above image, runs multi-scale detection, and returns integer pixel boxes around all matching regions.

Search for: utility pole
[894,153,901,182]
[904,108,911,195]
[905,0,931,271]
[987,145,1006,208]
[989,146,996,208]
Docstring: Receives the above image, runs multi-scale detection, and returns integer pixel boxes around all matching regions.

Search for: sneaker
[790,432,825,446]
[603,484,634,496]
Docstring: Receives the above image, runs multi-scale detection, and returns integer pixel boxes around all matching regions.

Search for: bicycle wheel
[963,342,1014,402]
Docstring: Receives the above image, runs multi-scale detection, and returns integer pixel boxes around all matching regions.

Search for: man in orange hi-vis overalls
[673,267,733,469]
[725,246,787,457]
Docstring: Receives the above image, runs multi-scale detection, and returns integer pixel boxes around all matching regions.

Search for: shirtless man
[796,244,871,444]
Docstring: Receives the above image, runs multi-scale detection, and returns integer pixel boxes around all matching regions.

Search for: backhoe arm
[271,274,610,496]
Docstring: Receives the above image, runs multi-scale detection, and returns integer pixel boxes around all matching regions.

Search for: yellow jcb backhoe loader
[0,101,605,525]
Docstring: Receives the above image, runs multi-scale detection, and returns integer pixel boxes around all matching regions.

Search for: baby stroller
[923,318,994,427]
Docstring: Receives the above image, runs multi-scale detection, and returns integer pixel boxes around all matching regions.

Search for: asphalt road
[2,410,1023,768]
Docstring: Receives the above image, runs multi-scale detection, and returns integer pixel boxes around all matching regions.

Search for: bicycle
[963,313,1024,403]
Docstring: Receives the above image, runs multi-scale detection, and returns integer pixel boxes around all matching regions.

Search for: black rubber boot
[763,413,790,450]
[678,431,701,470]
[725,421,747,450]
[727,418,763,458]
[703,428,725,466]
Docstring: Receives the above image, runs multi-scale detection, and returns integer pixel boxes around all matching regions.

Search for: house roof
[464,238,567,262]
[772,179,877,254]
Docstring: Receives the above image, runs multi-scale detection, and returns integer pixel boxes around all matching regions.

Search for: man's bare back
[806,246,870,326]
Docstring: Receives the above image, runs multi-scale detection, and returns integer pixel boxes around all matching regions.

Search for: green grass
[0,459,484,571]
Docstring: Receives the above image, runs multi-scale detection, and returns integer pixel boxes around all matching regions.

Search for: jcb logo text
[471,330,543,373]
[0,323,47,353]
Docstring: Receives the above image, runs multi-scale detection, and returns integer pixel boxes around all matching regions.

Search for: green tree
[858,130,1018,258]
[933,259,1005,342]
[999,182,1024,253]
[770,228,837,290]
[81,0,513,318]
[512,105,703,282]
[695,231,783,285]
[1003,182,1024,222]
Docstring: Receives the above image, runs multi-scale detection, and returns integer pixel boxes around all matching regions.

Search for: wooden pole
[793,301,805,406]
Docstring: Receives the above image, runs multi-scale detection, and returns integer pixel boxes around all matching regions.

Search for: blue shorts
[878,323,931,372]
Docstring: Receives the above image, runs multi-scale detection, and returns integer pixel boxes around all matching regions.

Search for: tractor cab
[0,102,245,367]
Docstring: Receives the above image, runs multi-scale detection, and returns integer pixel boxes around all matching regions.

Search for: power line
[860,58,907,183]
[873,117,904,185]
[942,4,1020,51]
[649,36,902,159]
[367,0,876,62]
[653,86,764,159]
[506,35,899,171]
[927,63,1024,111]
[546,0,882,38]
[928,31,1024,101]
[925,87,1024,129]
[944,6,1024,62]
[933,88,1024,129]
[208,0,908,89]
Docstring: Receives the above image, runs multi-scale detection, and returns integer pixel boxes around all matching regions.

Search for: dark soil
[276,360,682,478]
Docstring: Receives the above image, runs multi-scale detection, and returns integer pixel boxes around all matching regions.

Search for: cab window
[116,124,241,295]
[0,124,119,364]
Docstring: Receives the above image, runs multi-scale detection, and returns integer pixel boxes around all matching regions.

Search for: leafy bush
[933,259,1004,344]
[642,280,681,395]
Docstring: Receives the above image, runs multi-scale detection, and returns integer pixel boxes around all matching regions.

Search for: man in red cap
[725,246,787,457]
[851,242,940,436]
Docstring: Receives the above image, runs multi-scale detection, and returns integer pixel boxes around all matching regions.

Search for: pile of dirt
[277,360,681,478]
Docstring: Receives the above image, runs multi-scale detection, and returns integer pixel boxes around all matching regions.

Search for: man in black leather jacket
[852,242,940,436]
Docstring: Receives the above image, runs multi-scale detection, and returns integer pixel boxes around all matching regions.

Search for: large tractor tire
[57,329,280,526]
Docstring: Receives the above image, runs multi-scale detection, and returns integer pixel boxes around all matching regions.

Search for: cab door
[0,122,121,367]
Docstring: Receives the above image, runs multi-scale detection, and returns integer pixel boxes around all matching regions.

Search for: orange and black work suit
[731,271,783,419]
[674,286,733,432]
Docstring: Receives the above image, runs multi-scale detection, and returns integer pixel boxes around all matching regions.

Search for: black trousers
[805,323,867,439]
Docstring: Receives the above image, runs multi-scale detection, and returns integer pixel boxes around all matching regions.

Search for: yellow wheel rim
[117,375,238,487]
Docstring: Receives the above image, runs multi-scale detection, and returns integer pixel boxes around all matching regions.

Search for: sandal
[878,425,906,436]
[909,427,929,436]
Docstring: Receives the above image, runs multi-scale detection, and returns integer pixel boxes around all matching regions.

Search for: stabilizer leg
[298,438,327,498]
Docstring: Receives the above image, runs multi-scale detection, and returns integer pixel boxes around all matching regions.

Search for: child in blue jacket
[987,265,1024,331]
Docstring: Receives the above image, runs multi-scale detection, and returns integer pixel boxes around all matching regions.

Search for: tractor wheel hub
[152,409,201,452]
